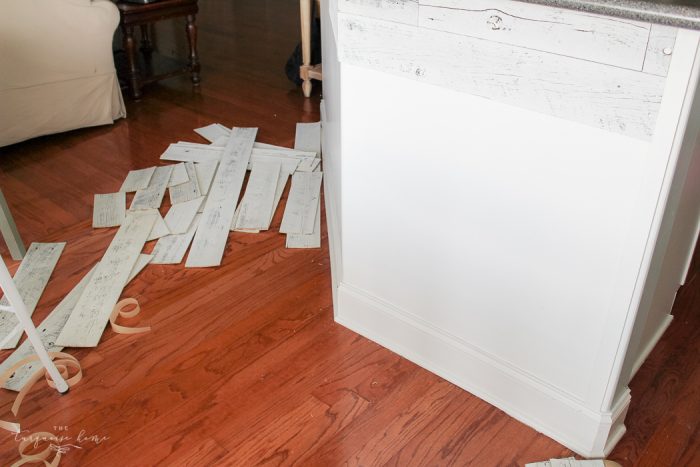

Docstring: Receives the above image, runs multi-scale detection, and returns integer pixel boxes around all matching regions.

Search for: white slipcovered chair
[0,0,126,148]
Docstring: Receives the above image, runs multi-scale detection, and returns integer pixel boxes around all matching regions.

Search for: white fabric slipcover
[0,0,126,147]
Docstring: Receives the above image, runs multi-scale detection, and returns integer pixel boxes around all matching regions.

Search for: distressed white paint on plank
[0,243,65,349]
[169,181,200,205]
[184,162,200,193]
[130,165,173,210]
[93,192,126,228]
[164,143,316,160]
[236,161,282,230]
[643,24,677,76]
[287,199,321,249]
[161,144,221,163]
[153,166,180,186]
[195,161,219,195]
[194,123,231,143]
[298,158,321,172]
[127,254,153,283]
[418,0,650,71]
[168,163,190,187]
[169,163,201,204]
[163,144,309,172]
[269,172,291,227]
[0,264,97,391]
[120,167,156,192]
[143,209,170,241]
[338,13,665,139]
[56,211,158,347]
[295,122,322,156]
[164,197,204,234]
[229,205,259,233]
[249,153,301,173]
[211,135,229,147]
[152,215,202,264]
[230,170,290,232]
[186,127,257,268]
[339,0,419,25]
[255,142,290,150]
[1,255,150,391]
[254,147,317,159]
[288,122,323,248]
[280,172,323,234]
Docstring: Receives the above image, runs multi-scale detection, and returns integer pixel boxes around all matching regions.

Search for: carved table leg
[123,25,142,99]
[299,0,312,97]
[186,14,201,85]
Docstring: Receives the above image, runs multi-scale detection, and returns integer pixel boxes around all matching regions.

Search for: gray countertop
[518,0,700,30]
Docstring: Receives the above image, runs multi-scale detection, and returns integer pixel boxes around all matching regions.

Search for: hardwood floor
[0,1,698,465]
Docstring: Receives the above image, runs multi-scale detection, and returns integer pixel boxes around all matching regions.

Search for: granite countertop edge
[516,0,700,30]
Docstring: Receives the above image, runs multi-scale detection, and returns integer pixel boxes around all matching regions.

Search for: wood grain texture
[338,12,666,139]
[0,0,696,465]
[419,0,653,71]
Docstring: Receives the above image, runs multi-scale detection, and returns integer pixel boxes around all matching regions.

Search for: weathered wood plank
[280,172,323,235]
[294,122,322,156]
[56,211,157,347]
[236,161,281,231]
[643,24,677,76]
[93,192,126,228]
[130,165,174,210]
[0,242,64,349]
[0,264,98,390]
[186,128,257,268]
[164,197,204,234]
[418,0,650,71]
[120,167,156,192]
[338,13,665,139]
[152,214,202,265]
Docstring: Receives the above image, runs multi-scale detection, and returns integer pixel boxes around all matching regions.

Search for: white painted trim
[599,30,700,409]
[321,99,342,314]
[630,314,674,379]
[602,388,631,456]
[336,282,616,457]
[324,179,342,315]
[680,210,700,286]
[326,0,339,42]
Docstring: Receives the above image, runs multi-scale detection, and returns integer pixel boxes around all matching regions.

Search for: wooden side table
[300,0,322,97]
[116,0,200,99]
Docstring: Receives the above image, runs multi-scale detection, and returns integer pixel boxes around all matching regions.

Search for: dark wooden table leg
[123,25,142,99]
[186,14,201,85]
[140,24,153,57]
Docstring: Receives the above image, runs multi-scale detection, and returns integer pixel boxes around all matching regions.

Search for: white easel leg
[0,260,68,393]
[0,189,25,261]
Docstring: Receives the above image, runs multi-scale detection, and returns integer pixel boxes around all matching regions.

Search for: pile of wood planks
[0,121,323,377]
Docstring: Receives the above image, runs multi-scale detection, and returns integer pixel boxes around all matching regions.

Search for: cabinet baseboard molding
[336,282,625,457]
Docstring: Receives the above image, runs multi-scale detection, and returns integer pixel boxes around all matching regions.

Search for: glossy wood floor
[0,1,698,465]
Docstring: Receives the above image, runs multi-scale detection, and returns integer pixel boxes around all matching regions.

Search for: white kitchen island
[319,0,700,457]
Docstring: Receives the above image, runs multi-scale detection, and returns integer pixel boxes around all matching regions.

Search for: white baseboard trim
[603,389,631,456]
[630,314,674,378]
[336,283,621,458]
[320,101,342,315]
